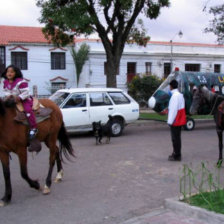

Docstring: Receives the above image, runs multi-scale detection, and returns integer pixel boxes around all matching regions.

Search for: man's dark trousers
[170,125,182,157]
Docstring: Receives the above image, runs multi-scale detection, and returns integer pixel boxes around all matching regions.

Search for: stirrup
[29,128,38,140]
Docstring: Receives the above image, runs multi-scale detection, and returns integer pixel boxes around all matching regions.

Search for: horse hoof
[42,185,51,195]
[54,170,64,183]
[0,201,5,207]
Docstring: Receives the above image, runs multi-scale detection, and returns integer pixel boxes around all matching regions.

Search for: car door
[108,91,139,123]
[89,92,114,124]
[61,93,90,132]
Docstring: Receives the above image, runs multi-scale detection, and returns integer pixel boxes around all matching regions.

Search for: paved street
[0,119,220,224]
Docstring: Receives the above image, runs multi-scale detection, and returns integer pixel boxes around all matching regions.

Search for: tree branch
[87,0,112,52]
[122,0,145,43]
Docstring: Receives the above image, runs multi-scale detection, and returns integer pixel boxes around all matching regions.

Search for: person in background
[1,65,38,140]
[167,80,186,161]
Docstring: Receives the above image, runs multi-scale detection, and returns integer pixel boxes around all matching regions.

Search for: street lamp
[170,30,183,72]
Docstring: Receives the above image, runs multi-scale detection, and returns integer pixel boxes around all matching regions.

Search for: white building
[0,25,224,96]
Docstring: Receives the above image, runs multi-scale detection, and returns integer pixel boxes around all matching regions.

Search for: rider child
[1,65,38,140]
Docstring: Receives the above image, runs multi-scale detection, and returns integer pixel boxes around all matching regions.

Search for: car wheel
[111,119,124,137]
[184,118,195,131]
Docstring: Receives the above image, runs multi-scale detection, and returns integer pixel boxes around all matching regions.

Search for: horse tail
[58,122,75,162]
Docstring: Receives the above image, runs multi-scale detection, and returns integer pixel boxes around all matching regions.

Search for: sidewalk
[140,108,154,113]
[121,207,208,224]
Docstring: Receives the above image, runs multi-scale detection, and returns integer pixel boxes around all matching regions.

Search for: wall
[1,40,224,96]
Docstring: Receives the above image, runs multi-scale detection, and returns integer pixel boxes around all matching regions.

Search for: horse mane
[4,97,17,108]
[0,98,6,116]
[0,97,17,116]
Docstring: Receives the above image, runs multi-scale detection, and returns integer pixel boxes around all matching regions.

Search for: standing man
[167,80,186,161]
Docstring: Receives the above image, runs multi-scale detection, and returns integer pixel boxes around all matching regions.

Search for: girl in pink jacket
[1,65,38,140]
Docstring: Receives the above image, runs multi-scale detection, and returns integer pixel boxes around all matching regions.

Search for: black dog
[92,115,113,145]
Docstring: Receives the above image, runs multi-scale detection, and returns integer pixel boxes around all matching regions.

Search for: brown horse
[0,98,75,206]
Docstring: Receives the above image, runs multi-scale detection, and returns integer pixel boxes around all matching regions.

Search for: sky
[0,0,222,44]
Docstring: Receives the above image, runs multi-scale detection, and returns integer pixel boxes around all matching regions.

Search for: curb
[120,207,167,224]
[165,197,224,224]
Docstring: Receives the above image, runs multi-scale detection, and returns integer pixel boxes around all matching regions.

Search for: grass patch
[140,112,213,121]
[185,190,224,214]
[180,162,224,215]
[139,113,167,121]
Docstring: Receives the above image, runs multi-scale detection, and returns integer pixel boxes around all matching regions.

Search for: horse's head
[190,86,200,115]
[190,85,215,115]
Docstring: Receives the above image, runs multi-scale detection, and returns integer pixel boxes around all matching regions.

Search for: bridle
[193,87,220,115]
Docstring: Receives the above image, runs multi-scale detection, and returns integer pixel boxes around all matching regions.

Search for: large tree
[37,0,169,87]
[205,3,224,44]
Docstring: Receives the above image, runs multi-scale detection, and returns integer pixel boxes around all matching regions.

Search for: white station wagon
[49,88,139,136]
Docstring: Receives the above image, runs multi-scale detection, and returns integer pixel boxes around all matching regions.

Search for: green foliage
[37,0,170,87]
[127,19,150,46]
[70,43,90,86]
[128,75,162,107]
[205,3,224,44]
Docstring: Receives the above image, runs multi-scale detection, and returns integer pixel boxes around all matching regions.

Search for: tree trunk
[106,69,117,87]
[106,59,119,87]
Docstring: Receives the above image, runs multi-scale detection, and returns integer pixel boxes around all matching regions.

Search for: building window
[51,82,66,94]
[164,63,171,78]
[127,62,137,83]
[214,64,221,73]
[51,52,66,70]
[0,47,5,73]
[127,62,136,74]
[185,64,200,72]
[11,52,27,70]
[104,61,119,75]
[145,62,152,75]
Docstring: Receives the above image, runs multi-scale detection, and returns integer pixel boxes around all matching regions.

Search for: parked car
[49,88,139,136]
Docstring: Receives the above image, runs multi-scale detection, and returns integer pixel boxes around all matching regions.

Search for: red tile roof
[0,25,223,48]
[0,25,48,45]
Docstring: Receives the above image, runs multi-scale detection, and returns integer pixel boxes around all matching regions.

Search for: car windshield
[49,92,69,106]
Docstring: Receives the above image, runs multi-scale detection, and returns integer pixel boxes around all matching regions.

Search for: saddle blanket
[14,107,53,125]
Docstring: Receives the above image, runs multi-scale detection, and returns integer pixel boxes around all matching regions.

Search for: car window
[108,92,130,104]
[63,93,86,108]
[49,92,69,106]
[89,92,112,106]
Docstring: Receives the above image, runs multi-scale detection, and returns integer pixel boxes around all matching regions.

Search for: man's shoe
[168,154,181,161]
[29,128,38,140]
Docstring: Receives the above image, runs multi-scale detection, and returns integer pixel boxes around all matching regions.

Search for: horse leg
[217,129,223,166]
[54,148,63,183]
[43,139,58,194]
[17,149,40,190]
[0,152,12,206]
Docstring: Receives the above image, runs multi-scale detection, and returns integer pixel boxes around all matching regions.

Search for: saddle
[14,98,53,124]
[217,101,224,126]
[16,97,40,112]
